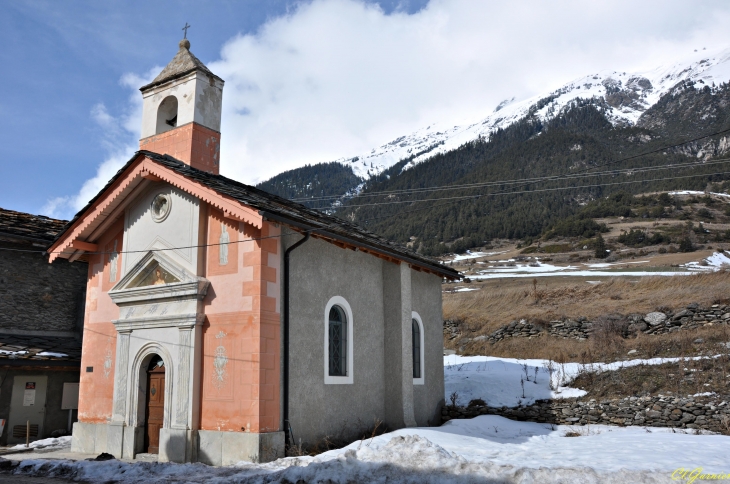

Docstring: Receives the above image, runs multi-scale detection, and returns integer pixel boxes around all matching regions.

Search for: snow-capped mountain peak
[336,46,730,180]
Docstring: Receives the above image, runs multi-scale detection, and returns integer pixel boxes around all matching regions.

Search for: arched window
[156,95,178,134]
[324,296,353,384]
[328,306,347,377]
[412,312,425,385]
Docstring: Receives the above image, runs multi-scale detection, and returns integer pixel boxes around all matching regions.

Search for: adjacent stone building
[0,208,87,444]
[49,39,458,464]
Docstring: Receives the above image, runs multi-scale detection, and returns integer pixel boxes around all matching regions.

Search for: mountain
[257,47,730,253]
[333,46,730,178]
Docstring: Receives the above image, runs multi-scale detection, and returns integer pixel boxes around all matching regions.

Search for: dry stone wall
[442,395,730,433]
[0,245,87,334]
[448,304,730,345]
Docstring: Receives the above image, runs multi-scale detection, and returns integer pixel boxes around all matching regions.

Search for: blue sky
[0,0,426,216]
[1,0,728,219]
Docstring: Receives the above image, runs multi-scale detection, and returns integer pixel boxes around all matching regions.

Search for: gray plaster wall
[0,368,79,445]
[285,233,386,444]
[0,241,87,334]
[283,229,445,445]
[411,270,445,426]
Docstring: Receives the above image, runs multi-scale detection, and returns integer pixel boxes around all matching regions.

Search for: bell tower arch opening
[138,38,225,174]
[156,96,178,134]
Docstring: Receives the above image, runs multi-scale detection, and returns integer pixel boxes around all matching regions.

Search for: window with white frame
[412,311,425,385]
[324,296,354,384]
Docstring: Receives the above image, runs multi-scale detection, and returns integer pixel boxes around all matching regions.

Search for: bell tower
[138,37,224,174]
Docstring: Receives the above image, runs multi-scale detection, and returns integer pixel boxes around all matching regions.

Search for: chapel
[49,37,458,464]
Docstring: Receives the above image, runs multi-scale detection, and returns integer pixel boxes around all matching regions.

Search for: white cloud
[209,0,730,184]
[46,0,730,216]
[42,68,158,219]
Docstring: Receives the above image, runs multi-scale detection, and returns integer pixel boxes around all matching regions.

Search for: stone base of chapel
[71,422,285,464]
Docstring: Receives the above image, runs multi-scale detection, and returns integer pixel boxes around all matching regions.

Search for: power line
[322,170,730,210]
[8,168,721,257]
[307,159,730,209]
[292,124,730,205]
[1,223,336,256]
[7,127,730,255]
[347,126,730,223]
[291,156,728,203]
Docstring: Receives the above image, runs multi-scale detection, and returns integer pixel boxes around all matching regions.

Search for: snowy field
[466,251,730,280]
[9,356,730,483]
[443,355,722,408]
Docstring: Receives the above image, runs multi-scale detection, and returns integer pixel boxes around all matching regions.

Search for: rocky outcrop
[442,395,730,434]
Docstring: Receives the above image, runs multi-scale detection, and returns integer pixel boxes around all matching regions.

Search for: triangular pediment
[47,154,263,264]
[112,250,194,292]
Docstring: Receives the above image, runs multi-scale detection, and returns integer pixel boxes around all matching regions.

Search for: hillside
[257,48,730,254]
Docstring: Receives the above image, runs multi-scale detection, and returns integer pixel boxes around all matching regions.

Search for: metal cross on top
[182,22,191,39]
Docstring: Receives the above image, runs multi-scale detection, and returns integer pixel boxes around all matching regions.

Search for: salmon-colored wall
[200,208,281,433]
[78,218,124,423]
[139,123,221,174]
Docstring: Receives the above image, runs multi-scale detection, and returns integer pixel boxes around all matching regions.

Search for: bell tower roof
[140,39,222,92]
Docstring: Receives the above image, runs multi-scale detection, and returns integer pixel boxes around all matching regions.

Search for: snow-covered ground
[13,418,728,483]
[451,250,507,261]
[669,190,730,199]
[464,251,730,279]
[684,251,730,271]
[443,355,723,408]
[9,436,71,452]
[10,356,730,483]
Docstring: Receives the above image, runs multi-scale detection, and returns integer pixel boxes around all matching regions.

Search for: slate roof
[54,151,459,279]
[140,40,222,91]
[0,207,67,244]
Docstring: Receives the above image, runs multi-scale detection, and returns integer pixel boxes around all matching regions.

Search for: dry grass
[457,324,730,363]
[444,271,730,336]
[286,418,389,457]
[571,354,730,399]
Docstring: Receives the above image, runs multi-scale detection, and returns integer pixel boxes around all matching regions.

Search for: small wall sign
[23,382,36,406]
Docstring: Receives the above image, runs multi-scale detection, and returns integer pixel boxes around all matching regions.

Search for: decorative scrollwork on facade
[212,331,228,390]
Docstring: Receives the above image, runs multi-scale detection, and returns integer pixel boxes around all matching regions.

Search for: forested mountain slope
[256,52,730,255]
[335,84,730,254]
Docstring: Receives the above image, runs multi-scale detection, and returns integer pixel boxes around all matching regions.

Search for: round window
[151,194,171,222]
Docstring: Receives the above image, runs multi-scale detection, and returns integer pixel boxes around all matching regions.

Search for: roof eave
[139,68,224,92]
[259,210,459,280]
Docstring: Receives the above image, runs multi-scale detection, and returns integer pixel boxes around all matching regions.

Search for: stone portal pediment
[109,251,209,328]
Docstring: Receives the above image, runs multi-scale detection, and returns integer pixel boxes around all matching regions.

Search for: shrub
[594,234,608,259]
[679,236,695,253]
[698,207,714,219]
[468,398,487,407]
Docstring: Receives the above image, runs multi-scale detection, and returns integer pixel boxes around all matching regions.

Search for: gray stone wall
[442,395,730,433]
[451,303,730,346]
[0,243,87,334]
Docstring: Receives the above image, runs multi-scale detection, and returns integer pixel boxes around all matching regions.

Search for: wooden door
[145,364,165,454]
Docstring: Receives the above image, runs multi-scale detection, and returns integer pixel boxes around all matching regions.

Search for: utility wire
[7,127,730,255]
[290,126,730,203]
[308,158,730,209]
[351,126,730,223]
[317,170,730,210]
[4,169,727,256]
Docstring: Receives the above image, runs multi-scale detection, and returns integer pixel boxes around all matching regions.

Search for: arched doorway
[144,355,165,454]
